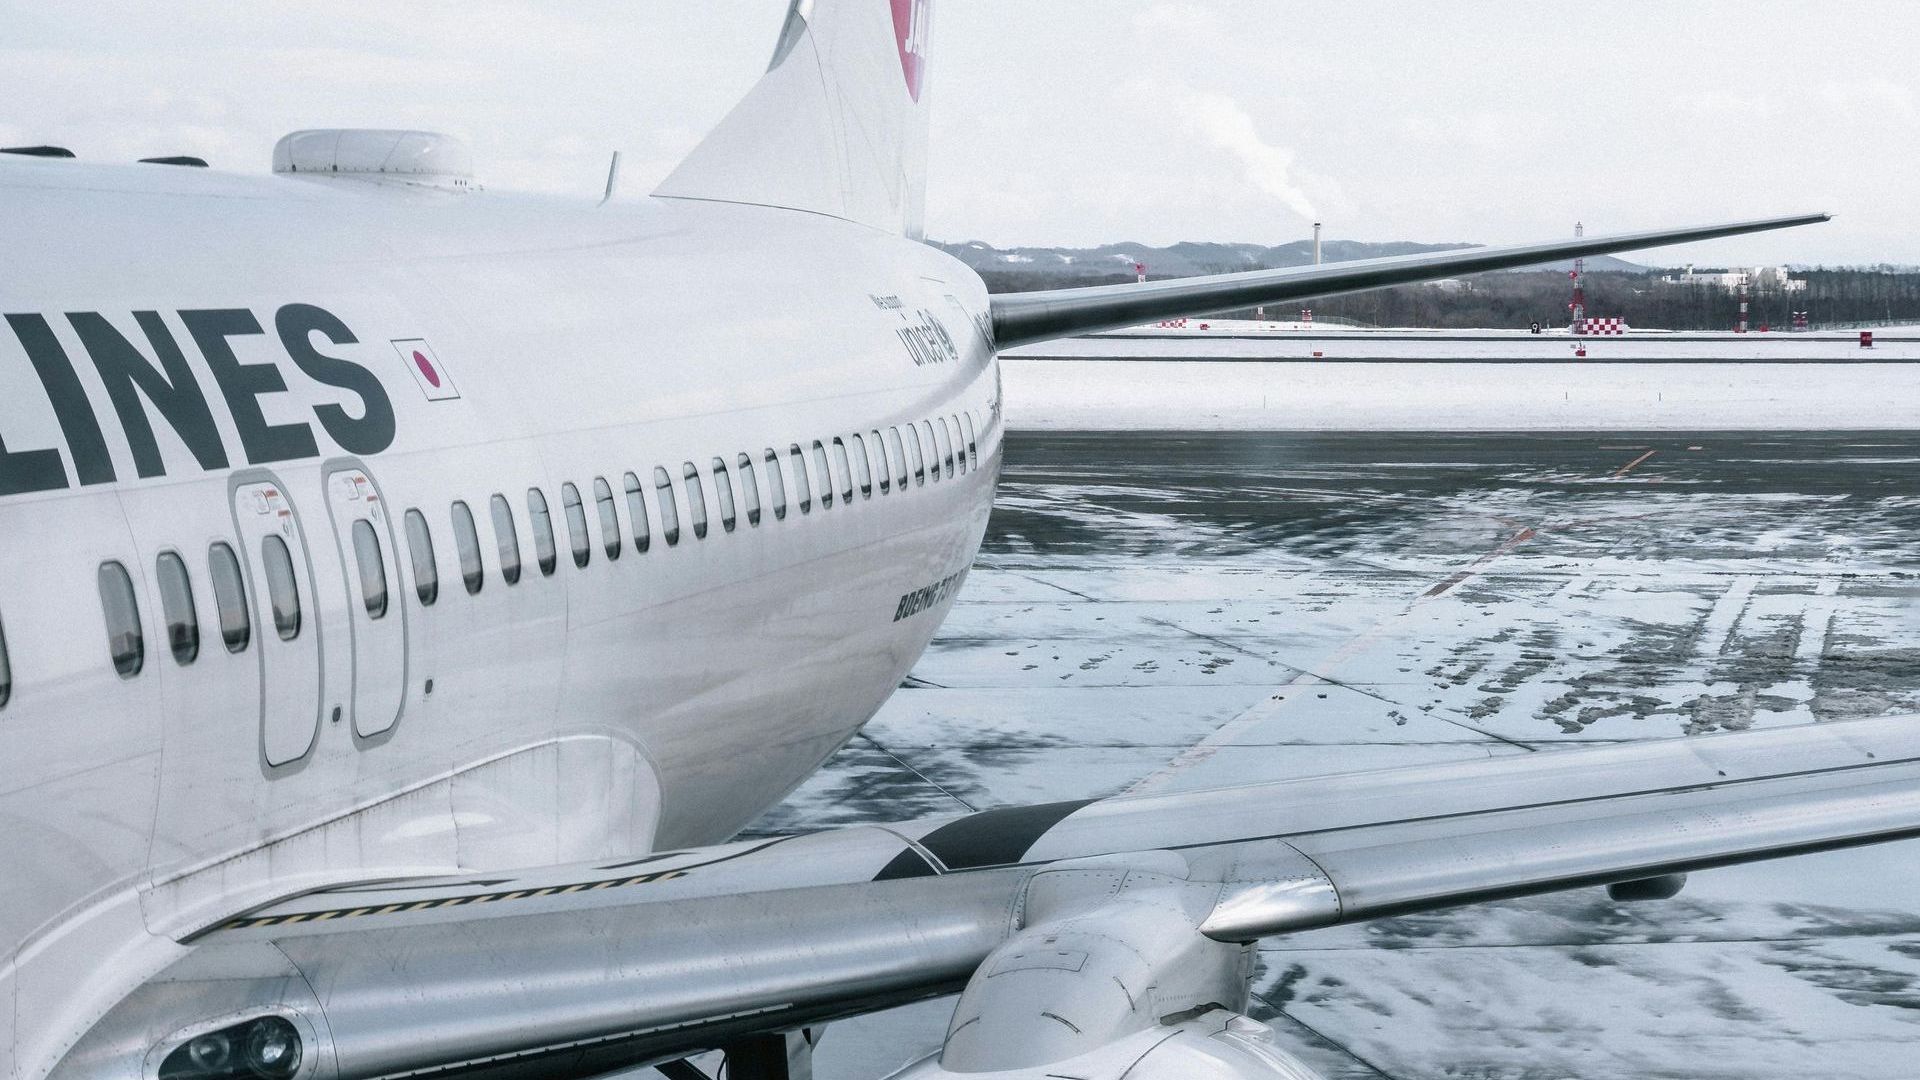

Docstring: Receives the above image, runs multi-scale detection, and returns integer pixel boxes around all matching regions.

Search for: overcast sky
[3,1,1914,265]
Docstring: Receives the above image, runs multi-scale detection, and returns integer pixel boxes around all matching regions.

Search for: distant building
[1421,278,1472,293]
[1659,264,1806,292]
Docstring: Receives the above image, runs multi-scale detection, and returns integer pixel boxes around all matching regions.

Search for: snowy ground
[744,430,1920,1080]
[1000,332,1920,431]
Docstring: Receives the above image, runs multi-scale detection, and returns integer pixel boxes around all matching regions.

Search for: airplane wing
[988,213,1831,348]
[71,711,1920,1079]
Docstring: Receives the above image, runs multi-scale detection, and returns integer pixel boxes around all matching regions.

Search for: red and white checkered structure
[1573,317,1627,335]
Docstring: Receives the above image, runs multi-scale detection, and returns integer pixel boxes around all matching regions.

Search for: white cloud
[1178,88,1318,222]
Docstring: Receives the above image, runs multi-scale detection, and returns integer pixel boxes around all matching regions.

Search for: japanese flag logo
[891,0,930,102]
[393,338,459,401]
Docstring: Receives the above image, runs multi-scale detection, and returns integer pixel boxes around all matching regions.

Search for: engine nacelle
[887,1008,1328,1080]
[890,854,1330,1079]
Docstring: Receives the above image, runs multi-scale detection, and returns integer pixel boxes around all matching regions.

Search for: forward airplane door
[324,466,407,739]
[232,480,323,767]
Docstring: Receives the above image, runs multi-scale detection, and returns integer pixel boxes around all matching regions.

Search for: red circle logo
[413,350,441,388]
[891,0,928,102]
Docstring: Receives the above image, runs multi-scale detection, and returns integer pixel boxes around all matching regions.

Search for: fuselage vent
[272,129,477,192]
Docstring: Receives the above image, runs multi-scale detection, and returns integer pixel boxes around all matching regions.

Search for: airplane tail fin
[654,0,933,239]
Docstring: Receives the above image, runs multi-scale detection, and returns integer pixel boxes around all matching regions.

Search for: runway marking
[1702,575,1758,656]
[1127,525,1543,795]
[1421,527,1536,598]
[1613,449,1659,478]
[1798,578,1842,663]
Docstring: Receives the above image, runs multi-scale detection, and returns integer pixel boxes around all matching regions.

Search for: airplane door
[232,480,323,767]
[324,467,407,739]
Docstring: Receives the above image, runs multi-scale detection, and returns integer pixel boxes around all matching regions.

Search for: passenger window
[919,422,938,482]
[351,519,390,617]
[208,541,251,651]
[624,472,651,553]
[887,427,909,489]
[156,550,199,665]
[789,444,812,514]
[871,430,891,493]
[736,453,762,526]
[654,466,682,545]
[561,482,591,567]
[99,561,144,677]
[709,458,737,533]
[965,412,979,469]
[259,536,302,640]
[0,612,9,708]
[831,438,854,504]
[404,509,439,605]
[949,415,966,475]
[811,441,834,508]
[683,462,710,539]
[527,488,558,576]
[850,433,874,497]
[763,449,788,521]
[490,495,522,585]
[451,500,484,594]
[906,423,926,484]
[935,418,954,478]
[593,477,622,559]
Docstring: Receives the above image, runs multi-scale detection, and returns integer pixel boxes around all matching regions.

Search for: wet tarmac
[750,430,1920,1079]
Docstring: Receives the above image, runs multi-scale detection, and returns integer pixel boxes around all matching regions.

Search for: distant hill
[932,239,1650,284]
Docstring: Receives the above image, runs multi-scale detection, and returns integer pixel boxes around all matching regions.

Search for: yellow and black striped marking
[218,869,689,931]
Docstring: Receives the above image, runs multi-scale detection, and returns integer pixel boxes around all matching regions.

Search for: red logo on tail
[891,0,929,102]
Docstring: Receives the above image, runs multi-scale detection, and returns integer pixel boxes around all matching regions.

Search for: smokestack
[1312,222,1322,265]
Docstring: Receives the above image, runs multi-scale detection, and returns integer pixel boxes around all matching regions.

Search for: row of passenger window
[86,540,270,682]
[0,410,986,700]
[405,411,984,602]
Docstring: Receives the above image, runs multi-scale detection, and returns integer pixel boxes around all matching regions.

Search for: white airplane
[0,3,1873,1078]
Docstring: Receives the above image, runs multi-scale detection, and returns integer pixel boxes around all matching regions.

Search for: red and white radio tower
[1736,278,1750,333]
[1568,221,1586,334]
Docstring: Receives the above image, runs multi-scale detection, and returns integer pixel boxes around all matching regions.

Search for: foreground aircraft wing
[989,212,1831,348]
[72,712,1920,1078]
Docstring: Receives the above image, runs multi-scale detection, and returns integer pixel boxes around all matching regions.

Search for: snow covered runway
[755,430,1920,1079]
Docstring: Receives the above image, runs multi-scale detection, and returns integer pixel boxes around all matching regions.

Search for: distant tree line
[972,267,1920,331]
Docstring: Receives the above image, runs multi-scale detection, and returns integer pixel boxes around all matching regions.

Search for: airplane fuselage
[0,156,1000,1064]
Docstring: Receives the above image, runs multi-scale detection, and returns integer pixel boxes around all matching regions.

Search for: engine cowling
[887,1008,1328,1080]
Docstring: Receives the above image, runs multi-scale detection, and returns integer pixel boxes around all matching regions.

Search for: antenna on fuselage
[599,150,623,206]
